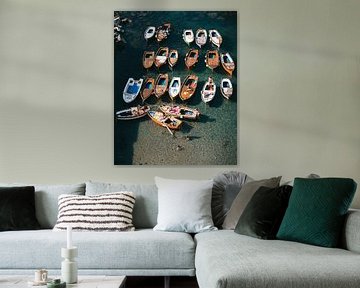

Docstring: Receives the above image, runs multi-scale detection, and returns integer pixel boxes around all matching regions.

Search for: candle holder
[61,247,78,284]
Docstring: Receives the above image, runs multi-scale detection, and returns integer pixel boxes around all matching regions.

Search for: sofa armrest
[342,209,360,253]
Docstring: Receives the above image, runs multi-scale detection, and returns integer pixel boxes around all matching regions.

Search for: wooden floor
[126,276,199,288]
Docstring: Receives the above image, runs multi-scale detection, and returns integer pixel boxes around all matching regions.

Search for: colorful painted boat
[154,73,169,98]
[205,50,220,70]
[220,78,233,99]
[116,105,150,120]
[209,29,222,48]
[168,49,178,68]
[155,47,169,68]
[141,77,155,101]
[143,51,155,69]
[123,78,143,103]
[201,76,216,103]
[195,29,207,48]
[180,74,198,101]
[184,48,199,69]
[220,52,235,76]
[148,111,182,130]
[155,22,171,42]
[159,105,200,120]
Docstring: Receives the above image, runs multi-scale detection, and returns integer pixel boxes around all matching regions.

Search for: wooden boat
[184,49,199,69]
[116,105,150,120]
[168,49,178,68]
[154,73,169,98]
[155,47,169,68]
[220,52,235,76]
[144,26,155,40]
[141,77,155,101]
[143,51,155,69]
[220,78,233,99]
[208,29,222,48]
[201,76,216,103]
[180,74,198,101]
[195,29,207,48]
[205,50,220,70]
[182,29,194,46]
[168,77,181,100]
[155,22,171,42]
[148,111,182,130]
[123,78,143,103]
[159,105,200,120]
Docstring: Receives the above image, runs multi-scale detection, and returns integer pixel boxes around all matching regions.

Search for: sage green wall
[0,0,359,207]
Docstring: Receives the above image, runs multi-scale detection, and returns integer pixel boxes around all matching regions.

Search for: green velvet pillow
[0,186,41,231]
[235,185,292,239]
[277,178,357,247]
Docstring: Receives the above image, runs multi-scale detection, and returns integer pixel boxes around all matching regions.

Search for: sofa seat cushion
[0,229,195,271]
[195,230,360,288]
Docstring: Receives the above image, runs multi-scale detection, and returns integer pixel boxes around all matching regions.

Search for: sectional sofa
[0,180,360,288]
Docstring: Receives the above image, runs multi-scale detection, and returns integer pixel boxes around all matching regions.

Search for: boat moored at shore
[195,29,207,48]
[143,51,155,69]
[220,78,233,99]
[183,29,194,46]
[168,77,181,100]
[209,29,222,48]
[155,47,169,68]
[144,26,156,40]
[159,105,200,120]
[123,78,143,103]
[205,50,220,70]
[141,77,155,101]
[148,110,182,130]
[201,76,216,103]
[155,23,171,42]
[185,48,199,69]
[116,105,150,120]
[168,49,179,68]
[180,74,198,101]
[220,52,235,76]
[154,73,169,98]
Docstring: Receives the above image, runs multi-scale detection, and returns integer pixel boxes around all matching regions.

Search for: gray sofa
[0,181,360,288]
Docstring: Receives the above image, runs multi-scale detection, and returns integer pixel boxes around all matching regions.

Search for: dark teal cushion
[235,185,292,239]
[277,178,357,247]
[0,186,41,231]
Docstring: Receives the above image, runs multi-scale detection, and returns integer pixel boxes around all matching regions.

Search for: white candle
[67,225,72,249]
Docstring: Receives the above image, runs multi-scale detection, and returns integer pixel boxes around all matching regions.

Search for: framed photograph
[114,11,237,165]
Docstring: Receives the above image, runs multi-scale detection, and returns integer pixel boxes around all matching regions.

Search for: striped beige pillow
[53,192,135,231]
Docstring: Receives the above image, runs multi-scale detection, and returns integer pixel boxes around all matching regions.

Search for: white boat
[201,76,216,103]
[208,29,222,48]
[116,105,150,120]
[123,78,143,103]
[195,29,207,48]
[168,77,181,100]
[220,78,233,99]
[220,52,235,76]
[182,29,194,46]
[155,47,169,68]
[144,26,156,40]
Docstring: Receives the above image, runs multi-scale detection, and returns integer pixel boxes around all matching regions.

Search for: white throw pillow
[153,177,217,233]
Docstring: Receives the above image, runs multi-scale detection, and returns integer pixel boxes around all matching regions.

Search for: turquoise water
[114,11,237,165]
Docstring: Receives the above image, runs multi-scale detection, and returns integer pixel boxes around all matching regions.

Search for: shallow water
[114,11,237,165]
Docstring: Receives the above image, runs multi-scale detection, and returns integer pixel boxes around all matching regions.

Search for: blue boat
[123,78,143,103]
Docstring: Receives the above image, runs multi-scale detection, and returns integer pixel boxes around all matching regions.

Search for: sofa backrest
[86,181,158,229]
[0,182,86,229]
